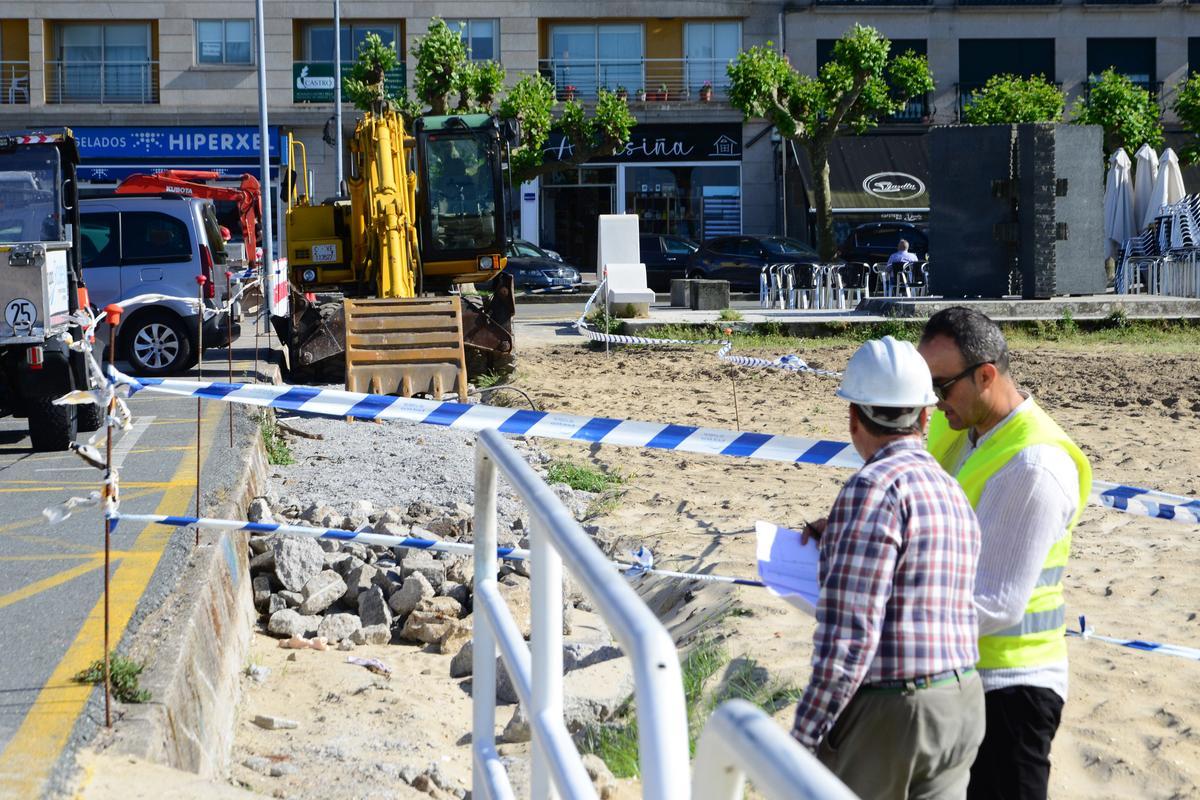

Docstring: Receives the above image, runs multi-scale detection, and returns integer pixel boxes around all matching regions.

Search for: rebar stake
[194,275,207,546]
[102,304,122,728]
[226,271,234,447]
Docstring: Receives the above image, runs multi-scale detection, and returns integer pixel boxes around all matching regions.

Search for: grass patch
[717,308,743,322]
[585,308,623,336]
[258,411,294,466]
[546,460,625,494]
[580,639,801,777]
[74,653,151,703]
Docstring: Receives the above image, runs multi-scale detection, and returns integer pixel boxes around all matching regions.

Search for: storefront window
[624,165,739,241]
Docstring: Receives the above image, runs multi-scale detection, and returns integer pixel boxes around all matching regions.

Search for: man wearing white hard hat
[792,336,985,800]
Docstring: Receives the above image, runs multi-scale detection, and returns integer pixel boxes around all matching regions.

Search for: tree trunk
[809,139,836,261]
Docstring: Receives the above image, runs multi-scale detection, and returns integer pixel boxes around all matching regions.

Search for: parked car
[640,233,699,291]
[503,239,582,293]
[687,235,820,292]
[837,222,928,265]
[80,194,239,376]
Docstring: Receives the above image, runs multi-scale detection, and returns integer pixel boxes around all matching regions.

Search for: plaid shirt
[792,437,980,750]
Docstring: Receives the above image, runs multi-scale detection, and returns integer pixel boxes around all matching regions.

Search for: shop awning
[794,133,929,212]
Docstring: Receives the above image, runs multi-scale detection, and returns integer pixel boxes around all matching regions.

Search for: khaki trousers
[817,671,986,800]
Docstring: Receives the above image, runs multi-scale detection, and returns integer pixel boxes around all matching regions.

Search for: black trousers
[967,685,1064,800]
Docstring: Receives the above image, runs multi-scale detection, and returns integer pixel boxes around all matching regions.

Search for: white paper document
[755,520,821,616]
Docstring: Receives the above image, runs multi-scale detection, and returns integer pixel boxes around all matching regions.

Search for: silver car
[80,194,240,376]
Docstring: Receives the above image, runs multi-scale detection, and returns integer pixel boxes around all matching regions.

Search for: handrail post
[473,447,499,800]
[530,513,564,800]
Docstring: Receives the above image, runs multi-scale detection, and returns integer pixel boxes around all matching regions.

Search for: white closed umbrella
[1132,143,1159,232]
[1103,148,1135,259]
[1145,147,1187,234]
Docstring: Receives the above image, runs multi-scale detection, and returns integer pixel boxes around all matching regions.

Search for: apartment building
[1,2,1194,260]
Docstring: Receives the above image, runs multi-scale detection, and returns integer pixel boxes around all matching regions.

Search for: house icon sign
[710,135,738,156]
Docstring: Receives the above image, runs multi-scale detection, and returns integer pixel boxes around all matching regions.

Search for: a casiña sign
[544,124,742,164]
[862,172,926,202]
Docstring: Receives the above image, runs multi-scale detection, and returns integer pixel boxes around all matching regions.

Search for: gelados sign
[72,126,282,160]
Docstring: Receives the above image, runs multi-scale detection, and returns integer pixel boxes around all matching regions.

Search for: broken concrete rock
[357,585,393,629]
[302,503,335,524]
[247,533,274,555]
[501,704,530,743]
[449,640,473,678]
[317,612,362,644]
[399,596,463,644]
[248,549,275,574]
[581,754,617,799]
[350,624,392,645]
[252,714,298,730]
[496,578,532,639]
[342,563,380,605]
[389,572,434,619]
[441,581,470,609]
[273,537,325,592]
[267,608,320,639]
[437,619,472,655]
[277,589,303,608]
[299,570,348,615]
[266,594,287,616]
[401,551,446,591]
[252,575,272,609]
[247,497,273,523]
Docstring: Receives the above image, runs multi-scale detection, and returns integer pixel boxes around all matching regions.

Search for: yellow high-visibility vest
[928,402,1091,670]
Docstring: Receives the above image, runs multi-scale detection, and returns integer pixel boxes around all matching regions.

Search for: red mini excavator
[114,170,261,268]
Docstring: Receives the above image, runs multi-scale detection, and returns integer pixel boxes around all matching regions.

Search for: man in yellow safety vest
[918,307,1091,800]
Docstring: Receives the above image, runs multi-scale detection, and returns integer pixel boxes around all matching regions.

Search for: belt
[859,667,975,694]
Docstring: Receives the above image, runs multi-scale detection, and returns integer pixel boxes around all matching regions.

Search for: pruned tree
[1074,68,1163,155]
[961,74,1065,124]
[726,25,934,260]
[409,18,636,184]
[342,33,401,113]
[1172,72,1200,165]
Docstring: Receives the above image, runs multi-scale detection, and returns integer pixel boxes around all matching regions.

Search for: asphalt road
[0,338,266,798]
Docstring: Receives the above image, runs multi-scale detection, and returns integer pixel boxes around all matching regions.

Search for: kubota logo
[862,172,925,201]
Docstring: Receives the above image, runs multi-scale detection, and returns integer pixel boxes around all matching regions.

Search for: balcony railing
[537,57,732,102]
[958,0,1061,5]
[816,0,931,5]
[1,62,30,105]
[47,61,159,104]
[889,94,931,123]
[1085,0,1160,4]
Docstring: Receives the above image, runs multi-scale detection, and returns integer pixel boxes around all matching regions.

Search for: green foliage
[1172,72,1200,165]
[342,33,401,112]
[962,74,1065,124]
[499,73,557,180]
[584,307,624,336]
[258,412,294,466]
[1074,69,1163,155]
[546,460,625,494]
[74,653,152,703]
[717,308,743,322]
[726,26,933,259]
[411,18,466,115]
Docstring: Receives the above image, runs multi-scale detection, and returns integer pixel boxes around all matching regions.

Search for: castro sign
[862,172,926,202]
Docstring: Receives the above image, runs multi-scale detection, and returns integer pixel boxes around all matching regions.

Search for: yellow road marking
[0,403,222,796]
[0,481,194,492]
[0,551,138,563]
[0,488,163,553]
[0,559,104,612]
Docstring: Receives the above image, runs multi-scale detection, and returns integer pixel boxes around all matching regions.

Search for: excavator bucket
[460,272,516,376]
[343,296,470,399]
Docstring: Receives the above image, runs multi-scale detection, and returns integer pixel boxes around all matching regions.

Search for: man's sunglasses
[932,362,993,401]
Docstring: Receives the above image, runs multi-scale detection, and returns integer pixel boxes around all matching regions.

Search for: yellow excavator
[282,111,518,398]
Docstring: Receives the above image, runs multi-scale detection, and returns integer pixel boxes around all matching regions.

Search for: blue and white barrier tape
[574,283,842,377]
[126,374,864,469]
[125,374,1200,526]
[1068,615,1200,662]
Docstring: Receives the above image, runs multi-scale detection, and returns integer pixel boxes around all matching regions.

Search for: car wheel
[122,311,194,377]
[27,395,78,452]
[77,401,104,432]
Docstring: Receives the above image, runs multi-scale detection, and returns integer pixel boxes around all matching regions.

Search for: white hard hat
[836,336,937,426]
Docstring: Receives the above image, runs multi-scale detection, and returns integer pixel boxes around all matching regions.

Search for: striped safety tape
[126,374,864,469]
[1068,616,1200,662]
[124,374,1200,525]
[574,283,842,377]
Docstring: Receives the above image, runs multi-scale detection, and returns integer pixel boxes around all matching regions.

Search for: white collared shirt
[951,395,1078,701]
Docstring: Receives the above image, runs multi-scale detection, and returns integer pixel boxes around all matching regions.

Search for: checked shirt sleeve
[792,473,902,749]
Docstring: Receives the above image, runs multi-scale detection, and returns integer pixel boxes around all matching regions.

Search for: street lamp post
[254,0,274,307]
[334,0,344,196]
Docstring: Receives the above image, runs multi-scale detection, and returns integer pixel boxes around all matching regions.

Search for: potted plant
[635,87,647,102]
[615,85,628,101]
[699,80,713,103]
[563,84,577,101]
[658,82,669,101]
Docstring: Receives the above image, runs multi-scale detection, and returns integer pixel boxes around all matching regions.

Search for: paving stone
[273,537,325,592]
[357,586,392,629]
[317,612,362,643]
[299,570,348,615]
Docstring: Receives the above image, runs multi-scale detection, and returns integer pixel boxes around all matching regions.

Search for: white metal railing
[472,428,690,800]
[537,57,731,101]
[0,62,30,105]
[691,700,859,800]
[46,60,159,104]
